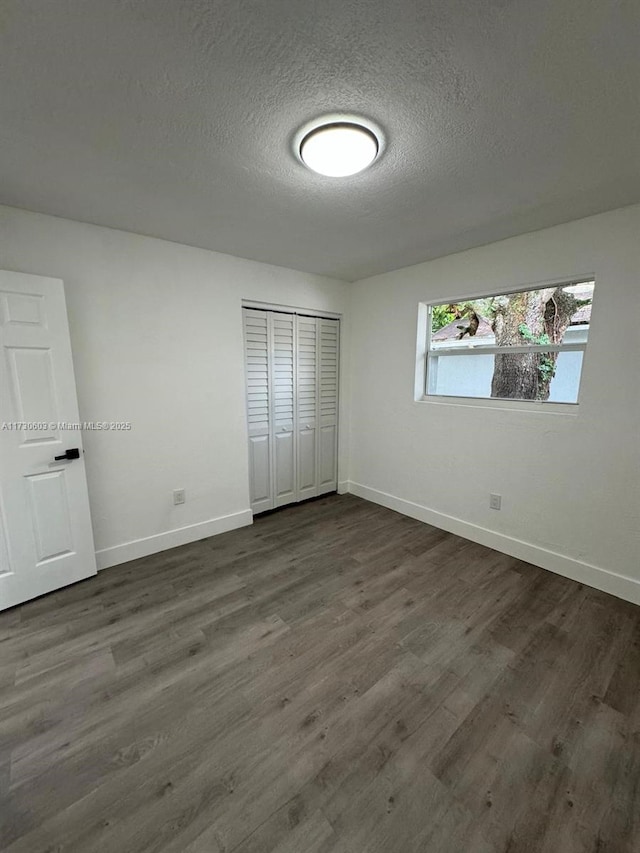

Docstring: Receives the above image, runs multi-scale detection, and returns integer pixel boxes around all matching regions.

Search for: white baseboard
[347,481,640,607]
[337,480,350,495]
[95,509,253,571]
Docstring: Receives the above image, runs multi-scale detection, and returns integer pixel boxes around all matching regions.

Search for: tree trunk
[490,289,553,399]
[490,287,577,400]
[537,288,578,400]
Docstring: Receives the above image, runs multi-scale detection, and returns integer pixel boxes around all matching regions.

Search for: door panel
[0,290,45,327]
[274,430,295,505]
[296,315,318,500]
[0,271,97,610]
[0,512,10,576]
[6,346,60,444]
[26,470,74,563]
[318,424,338,493]
[297,427,316,493]
[317,319,339,494]
[243,309,273,512]
[271,313,296,506]
[248,434,271,509]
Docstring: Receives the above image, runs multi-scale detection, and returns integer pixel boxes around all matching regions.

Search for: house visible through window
[426,280,595,404]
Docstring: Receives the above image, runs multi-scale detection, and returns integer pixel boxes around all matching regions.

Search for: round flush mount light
[297,119,381,177]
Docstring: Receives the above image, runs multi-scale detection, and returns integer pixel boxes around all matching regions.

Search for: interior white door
[317,318,339,495]
[271,312,296,507]
[0,271,97,610]
[243,309,274,513]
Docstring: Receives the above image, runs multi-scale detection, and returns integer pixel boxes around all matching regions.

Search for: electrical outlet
[489,493,502,510]
[173,488,186,506]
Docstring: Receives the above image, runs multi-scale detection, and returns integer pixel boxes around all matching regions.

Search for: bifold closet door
[243,309,273,513]
[317,318,339,495]
[296,315,318,502]
[244,309,339,513]
[271,312,296,507]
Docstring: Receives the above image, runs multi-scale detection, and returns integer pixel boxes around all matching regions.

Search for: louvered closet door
[244,309,339,513]
[296,316,318,500]
[317,318,339,494]
[271,312,296,507]
[243,309,273,513]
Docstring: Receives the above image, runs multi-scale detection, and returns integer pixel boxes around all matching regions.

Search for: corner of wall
[346,481,640,606]
[96,510,253,570]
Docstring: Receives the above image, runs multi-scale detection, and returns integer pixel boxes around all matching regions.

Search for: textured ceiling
[1,0,639,281]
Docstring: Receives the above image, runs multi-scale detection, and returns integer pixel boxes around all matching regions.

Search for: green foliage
[471,297,497,319]
[538,357,556,381]
[518,324,556,389]
[431,305,455,333]
[518,323,550,346]
[431,297,496,334]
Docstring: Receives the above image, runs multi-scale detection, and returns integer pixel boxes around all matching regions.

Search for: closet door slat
[317,318,339,495]
[296,316,318,500]
[243,309,273,512]
[270,312,296,507]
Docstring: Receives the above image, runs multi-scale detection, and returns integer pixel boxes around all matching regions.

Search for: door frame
[242,299,342,320]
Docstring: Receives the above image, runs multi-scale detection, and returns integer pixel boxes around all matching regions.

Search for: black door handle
[54,448,80,461]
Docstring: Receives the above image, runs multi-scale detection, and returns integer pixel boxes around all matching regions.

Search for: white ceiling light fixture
[298,120,380,177]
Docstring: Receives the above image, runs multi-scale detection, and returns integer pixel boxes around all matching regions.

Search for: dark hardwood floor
[1,494,639,852]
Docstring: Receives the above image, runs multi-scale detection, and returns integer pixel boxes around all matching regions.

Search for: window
[424,280,595,404]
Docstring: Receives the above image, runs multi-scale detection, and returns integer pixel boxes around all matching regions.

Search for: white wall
[0,205,349,567]
[2,202,638,604]
[347,205,640,603]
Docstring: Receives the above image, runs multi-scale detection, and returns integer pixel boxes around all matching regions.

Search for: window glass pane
[427,280,593,403]
[430,281,594,351]
[547,350,584,403]
[428,351,583,404]
[427,353,493,398]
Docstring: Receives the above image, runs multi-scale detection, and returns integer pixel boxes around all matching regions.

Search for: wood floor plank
[1,493,639,852]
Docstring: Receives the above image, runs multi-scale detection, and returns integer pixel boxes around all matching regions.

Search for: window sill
[416,394,579,415]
